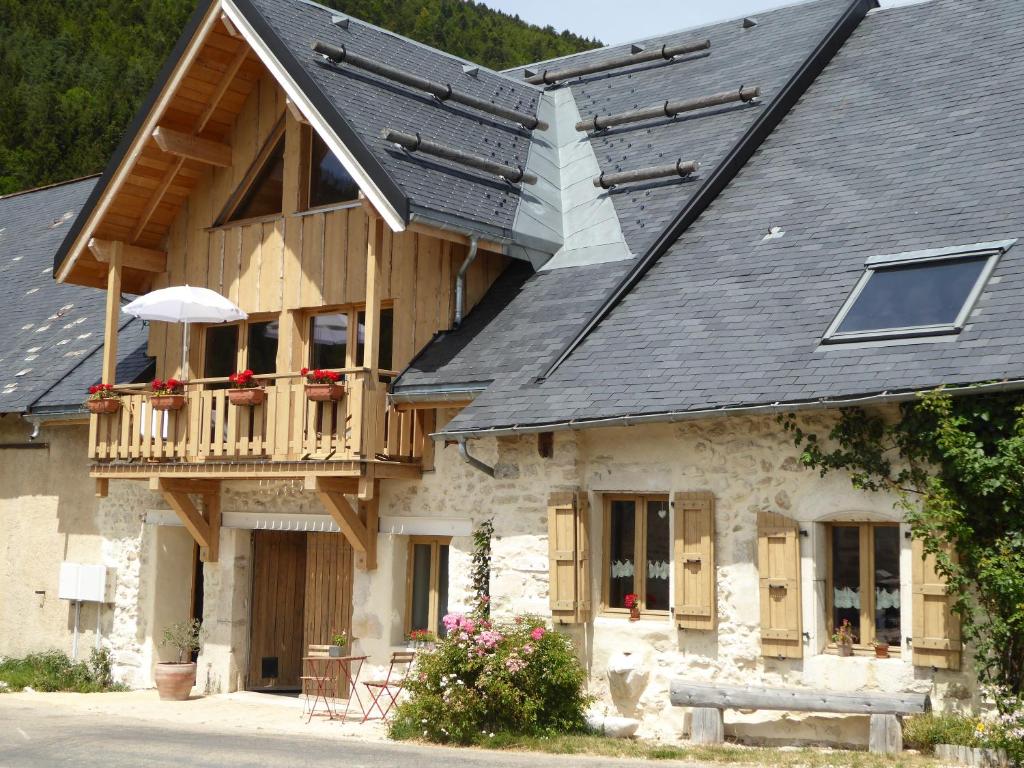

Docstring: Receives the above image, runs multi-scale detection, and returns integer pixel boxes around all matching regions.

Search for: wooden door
[248,531,307,689]
[303,532,353,650]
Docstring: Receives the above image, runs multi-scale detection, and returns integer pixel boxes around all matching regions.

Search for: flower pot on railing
[86,384,121,414]
[228,388,266,407]
[87,398,121,414]
[150,394,186,412]
[149,378,185,411]
[301,368,344,401]
[226,370,264,406]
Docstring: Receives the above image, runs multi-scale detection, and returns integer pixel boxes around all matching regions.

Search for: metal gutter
[434,378,1024,440]
[537,0,878,381]
[389,383,488,405]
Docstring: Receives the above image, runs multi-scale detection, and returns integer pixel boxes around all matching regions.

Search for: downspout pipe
[22,415,41,441]
[454,235,480,328]
[457,437,494,477]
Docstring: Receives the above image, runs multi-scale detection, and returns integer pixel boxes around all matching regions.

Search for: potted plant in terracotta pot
[149,378,185,411]
[227,369,265,406]
[155,618,203,701]
[624,593,641,621]
[873,642,889,659]
[301,368,344,402]
[85,384,121,414]
[328,631,348,658]
[832,618,855,656]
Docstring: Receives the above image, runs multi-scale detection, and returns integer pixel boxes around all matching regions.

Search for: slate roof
[397,0,860,395]
[0,178,151,415]
[438,0,1024,434]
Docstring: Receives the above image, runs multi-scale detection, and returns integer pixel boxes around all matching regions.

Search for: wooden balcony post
[102,243,123,384]
[362,215,384,457]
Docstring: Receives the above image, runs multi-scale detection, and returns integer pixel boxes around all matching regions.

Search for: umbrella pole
[181,321,190,380]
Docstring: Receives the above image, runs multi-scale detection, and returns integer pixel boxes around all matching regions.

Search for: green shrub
[389,609,592,744]
[0,648,126,693]
[903,713,980,752]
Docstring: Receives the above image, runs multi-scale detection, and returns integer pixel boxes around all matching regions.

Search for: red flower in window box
[86,384,121,414]
[149,378,186,411]
[624,593,641,621]
[301,367,344,402]
[227,369,265,406]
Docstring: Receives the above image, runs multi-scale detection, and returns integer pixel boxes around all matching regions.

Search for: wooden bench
[669,681,931,754]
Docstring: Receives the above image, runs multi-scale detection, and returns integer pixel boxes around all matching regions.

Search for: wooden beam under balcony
[314,477,377,571]
[89,238,167,273]
[89,460,422,481]
[151,477,221,562]
[152,126,232,168]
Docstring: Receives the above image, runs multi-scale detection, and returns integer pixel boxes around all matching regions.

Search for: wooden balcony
[87,369,431,481]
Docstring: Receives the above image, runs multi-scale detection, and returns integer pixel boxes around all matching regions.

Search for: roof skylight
[823,240,1015,343]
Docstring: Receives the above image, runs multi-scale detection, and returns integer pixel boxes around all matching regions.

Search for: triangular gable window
[219,122,285,224]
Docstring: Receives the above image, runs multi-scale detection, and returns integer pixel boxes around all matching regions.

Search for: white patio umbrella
[122,286,247,379]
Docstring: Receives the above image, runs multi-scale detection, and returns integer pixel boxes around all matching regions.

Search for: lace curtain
[833,587,900,610]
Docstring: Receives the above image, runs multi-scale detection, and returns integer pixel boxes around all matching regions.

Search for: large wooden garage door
[249,531,307,689]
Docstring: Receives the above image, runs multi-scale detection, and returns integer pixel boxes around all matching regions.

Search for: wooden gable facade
[62,6,506,565]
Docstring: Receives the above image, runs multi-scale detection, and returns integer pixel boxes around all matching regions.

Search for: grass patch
[0,649,127,693]
[402,732,946,767]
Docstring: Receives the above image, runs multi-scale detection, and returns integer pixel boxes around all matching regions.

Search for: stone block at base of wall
[935,744,1009,768]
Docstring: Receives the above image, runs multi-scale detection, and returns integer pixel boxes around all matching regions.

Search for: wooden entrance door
[248,530,354,691]
[249,531,307,689]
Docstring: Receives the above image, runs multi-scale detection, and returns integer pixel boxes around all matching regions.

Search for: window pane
[831,526,861,643]
[608,499,636,609]
[436,545,450,638]
[356,308,394,370]
[309,314,348,369]
[409,543,432,633]
[645,499,670,611]
[228,136,285,222]
[246,321,278,375]
[309,133,360,208]
[837,256,988,335]
[873,527,901,646]
[204,325,239,383]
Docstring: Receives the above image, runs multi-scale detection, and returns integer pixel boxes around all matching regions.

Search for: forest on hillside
[0,0,598,195]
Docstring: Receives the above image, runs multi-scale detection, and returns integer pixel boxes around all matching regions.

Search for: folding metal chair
[301,644,333,721]
[361,651,415,722]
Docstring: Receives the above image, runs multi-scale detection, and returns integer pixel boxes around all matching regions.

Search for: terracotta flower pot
[305,382,344,402]
[228,388,265,407]
[629,606,641,622]
[837,643,853,657]
[874,644,889,659]
[150,394,186,412]
[154,662,196,701]
[87,398,121,414]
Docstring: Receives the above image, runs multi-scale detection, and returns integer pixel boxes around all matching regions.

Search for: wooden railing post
[101,243,123,384]
[362,215,384,458]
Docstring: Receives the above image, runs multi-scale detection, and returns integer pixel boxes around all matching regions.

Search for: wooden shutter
[547,490,589,624]
[912,537,961,670]
[757,510,803,659]
[674,491,716,630]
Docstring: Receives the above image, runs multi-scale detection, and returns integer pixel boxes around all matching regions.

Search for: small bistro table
[302,654,368,723]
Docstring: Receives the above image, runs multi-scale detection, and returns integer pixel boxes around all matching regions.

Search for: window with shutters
[603,494,670,616]
[825,522,901,652]
[405,537,450,638]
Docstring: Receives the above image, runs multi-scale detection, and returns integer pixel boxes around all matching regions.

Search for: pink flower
[523,643,534,655]
[530,627,546,641]
[476,630,503,649]
[442,613,463,632]
[504,656,527,673]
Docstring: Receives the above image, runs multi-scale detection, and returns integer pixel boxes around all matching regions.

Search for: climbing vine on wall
[780,388,1024,717]
[471,518,494,617]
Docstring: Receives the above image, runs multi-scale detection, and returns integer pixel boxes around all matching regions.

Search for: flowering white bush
[389,603,591,744]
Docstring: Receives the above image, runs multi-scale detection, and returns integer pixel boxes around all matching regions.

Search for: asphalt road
[0,699,700,768]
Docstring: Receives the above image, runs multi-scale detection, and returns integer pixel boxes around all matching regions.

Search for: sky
[478,0,922,45]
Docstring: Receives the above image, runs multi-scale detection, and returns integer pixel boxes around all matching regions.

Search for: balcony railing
[87,369,425,466]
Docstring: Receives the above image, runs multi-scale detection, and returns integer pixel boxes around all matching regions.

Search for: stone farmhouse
[3,0,1022,746]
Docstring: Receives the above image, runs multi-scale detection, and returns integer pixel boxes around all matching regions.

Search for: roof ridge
[0,174,100,202]
[536,0,877,381]
[507,0,835,75]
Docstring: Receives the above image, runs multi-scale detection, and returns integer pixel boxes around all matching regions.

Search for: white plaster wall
[0,419,104,661]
